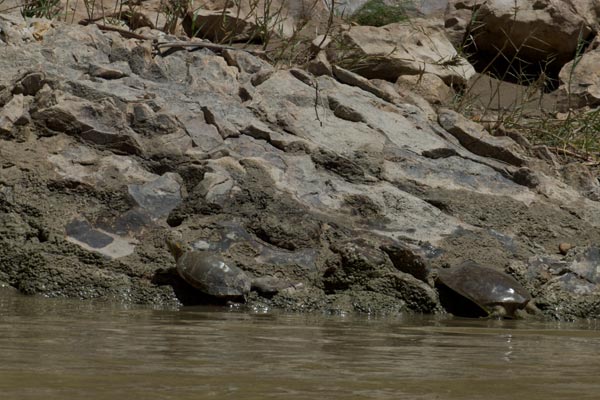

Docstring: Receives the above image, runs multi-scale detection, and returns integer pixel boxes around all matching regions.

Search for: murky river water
[2,288,600,400]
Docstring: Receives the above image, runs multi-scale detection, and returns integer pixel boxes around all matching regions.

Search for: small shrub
[351,0,409,27]
[518,109,600,159]
[21,0,61,18]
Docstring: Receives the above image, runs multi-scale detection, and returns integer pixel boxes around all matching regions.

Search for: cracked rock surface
[1,21,600,319]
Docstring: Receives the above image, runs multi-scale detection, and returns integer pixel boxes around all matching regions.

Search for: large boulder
[182,0,330,42]
[556,48,600,109]
[329,18,475,86]
[446,0,598,69]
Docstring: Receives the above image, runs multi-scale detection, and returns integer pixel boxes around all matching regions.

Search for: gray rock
[128,173,183,219]
[438,108,527,166]
[65,218,137,259]
[222,49,274,75]
[89,62,131,80]
[32,91,144,155]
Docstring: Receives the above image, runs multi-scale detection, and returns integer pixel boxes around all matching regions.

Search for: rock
[330,19,475,86]
[557,49,600,109]
[12,71,48,96]
[128,173,183,219]
[65,218,137,259]
[48,148,157,190]
[325,238,441,312]
[368,271,441,313]
[514,247,600,319]
[251,276,295,296]
[437,108,527,166]
[32,91,144,155]
[559,163,600,201]
[222,49,273,75]
[332,65,397,103]
[381,242,431,282]
[310,34,331,54]
[88,62,131,80]
[196,158,240,201]
[307,51,332,77]
[325,290,406,315]
[336,0,447,17]
[396,73,454,105]
[0,17,35,45]
[202,105,241,138]
[370,78,438,120]
[512,167,541,188]
[559,242,574,255]
[446,0,597,70]
[179,113,223,153]
[182,0,329,42]
[0,94,26,135]
[443,8,472,48]
[566,246,600,284]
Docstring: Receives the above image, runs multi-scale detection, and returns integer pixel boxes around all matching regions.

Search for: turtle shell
[176,251,251,298]
[437,261,531,317]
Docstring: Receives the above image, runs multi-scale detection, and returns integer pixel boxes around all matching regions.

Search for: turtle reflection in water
[436,261,533,318]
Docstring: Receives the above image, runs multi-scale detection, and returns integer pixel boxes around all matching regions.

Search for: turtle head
[165,236,185,262]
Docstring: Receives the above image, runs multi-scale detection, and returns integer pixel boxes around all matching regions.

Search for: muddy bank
[0,17,599,320]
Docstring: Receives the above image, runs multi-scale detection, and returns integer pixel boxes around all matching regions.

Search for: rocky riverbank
[1,0,600,320]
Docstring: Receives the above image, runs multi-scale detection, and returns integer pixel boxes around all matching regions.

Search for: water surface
[1,288,600,399]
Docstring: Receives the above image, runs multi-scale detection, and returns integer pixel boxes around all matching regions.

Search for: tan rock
[443,8,472,48]
[332,65,397,103]
[560,162,600,201]
[307,51,333,77]
[330,18,475,86]
[446,0,597,66]
[182,9,256,43]
[367,79,438,120]
[559,242,575,255]
[396,73,454,105]
[557,49,600,109]
[0,94,25,135]
[182,0,329,42]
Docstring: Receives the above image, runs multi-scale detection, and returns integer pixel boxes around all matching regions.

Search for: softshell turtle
[436,261,532,318]
[166,238,251,298]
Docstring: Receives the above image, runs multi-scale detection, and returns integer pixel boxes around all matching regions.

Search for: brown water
[2,288,600,400]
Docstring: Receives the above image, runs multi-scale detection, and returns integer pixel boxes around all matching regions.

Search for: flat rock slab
[65,218,137,259]
[128,173,183,219]
[333,19,475,86]
[438,108,527,166]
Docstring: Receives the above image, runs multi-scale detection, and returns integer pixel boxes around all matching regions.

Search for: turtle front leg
[488,305,508,319]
